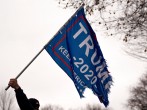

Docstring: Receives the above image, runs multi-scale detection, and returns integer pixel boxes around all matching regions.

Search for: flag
[45,6,113,107]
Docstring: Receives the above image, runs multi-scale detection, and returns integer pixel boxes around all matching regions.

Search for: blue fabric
[45,7,113,107]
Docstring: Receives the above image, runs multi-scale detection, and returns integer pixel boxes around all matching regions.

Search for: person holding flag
[8,79,40,110]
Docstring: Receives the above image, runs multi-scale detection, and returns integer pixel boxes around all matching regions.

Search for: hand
[8,79,20,90]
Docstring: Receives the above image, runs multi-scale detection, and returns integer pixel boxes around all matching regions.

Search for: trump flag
[45,6,113,107]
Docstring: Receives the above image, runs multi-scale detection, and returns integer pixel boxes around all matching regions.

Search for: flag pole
[5,47,44,91]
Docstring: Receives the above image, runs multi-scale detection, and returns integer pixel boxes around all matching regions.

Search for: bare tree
[57,0,147,61]
[126,73,147,110]
[41,104,64,110]
[40,103,112,110]
[69,104,112,110]
[84,104,111,110]
[118,0,147,61]
[0,88,16,110]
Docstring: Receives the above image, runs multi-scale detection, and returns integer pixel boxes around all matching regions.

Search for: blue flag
[45,6,113,107]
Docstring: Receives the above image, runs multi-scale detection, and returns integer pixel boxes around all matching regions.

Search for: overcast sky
[0,0,147,110]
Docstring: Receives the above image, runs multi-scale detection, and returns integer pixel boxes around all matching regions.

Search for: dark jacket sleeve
[15,87,34,110]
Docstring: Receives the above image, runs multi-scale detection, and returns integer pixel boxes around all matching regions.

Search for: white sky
[0,0,147,110]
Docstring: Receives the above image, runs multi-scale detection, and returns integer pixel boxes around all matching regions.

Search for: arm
[9,79,34,110]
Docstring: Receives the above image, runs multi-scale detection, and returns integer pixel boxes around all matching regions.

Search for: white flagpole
[5,47,44,90]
